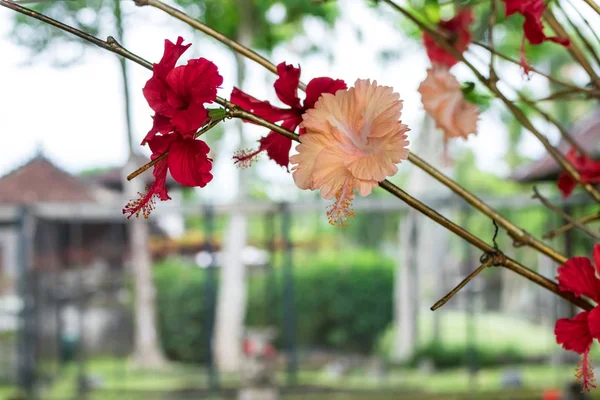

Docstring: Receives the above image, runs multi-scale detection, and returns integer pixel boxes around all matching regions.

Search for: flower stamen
[326,178,355,228]
[233,148,262,169]
[576,347,596,392]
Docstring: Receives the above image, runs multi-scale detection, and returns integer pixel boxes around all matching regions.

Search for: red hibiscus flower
[230,62,347,170]
[555,244,600,392]
[557,148,600,199]
[423,9,473,69]
[502,0,570,75]
[142,37,223,144]
[124,37,220,219]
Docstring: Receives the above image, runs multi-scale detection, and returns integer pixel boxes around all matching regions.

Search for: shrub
[154,250,395,362]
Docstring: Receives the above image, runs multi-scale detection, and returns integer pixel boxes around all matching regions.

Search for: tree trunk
[214,0,253,373]
[114,0,165,367]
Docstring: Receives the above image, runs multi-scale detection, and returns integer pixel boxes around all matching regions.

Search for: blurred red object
[263,344,277,359]
[542,388,562,400]
[243,339,254,356]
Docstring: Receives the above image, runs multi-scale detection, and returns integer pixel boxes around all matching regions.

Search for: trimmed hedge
[154,250,395,363]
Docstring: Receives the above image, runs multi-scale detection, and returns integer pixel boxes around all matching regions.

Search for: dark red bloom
[555,245,600,392]
[557,148,600,199]
[124,37,218,219]
[230,62,347,170]
[423,9,473,69]
[142,37,223,144]
[502,0,570,75]
[124,132,213,219]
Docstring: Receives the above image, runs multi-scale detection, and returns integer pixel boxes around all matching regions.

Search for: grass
[29,357,591,400]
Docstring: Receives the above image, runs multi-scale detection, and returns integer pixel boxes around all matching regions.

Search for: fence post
[204,204,219,390]
[16,206,35,397]
[280,202,297,385]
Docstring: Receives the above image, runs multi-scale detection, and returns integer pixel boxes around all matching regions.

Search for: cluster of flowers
[123,1,598,391]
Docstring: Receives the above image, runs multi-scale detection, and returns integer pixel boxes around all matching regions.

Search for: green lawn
[23,357,590,400]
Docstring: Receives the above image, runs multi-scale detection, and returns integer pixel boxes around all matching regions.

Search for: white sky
[0,0,566,202]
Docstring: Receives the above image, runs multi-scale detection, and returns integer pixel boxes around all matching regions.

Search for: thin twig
[126,118,224,181]
[565,0,600,48]
[472,41,598,95]
[488,0,497,84]
[544,211,600,239]
[582,0,600,17]
[556,0,600,68]
[543,9,600,88]
[532,187,600,240]
[135,0,306,91]
[431,257,494,311]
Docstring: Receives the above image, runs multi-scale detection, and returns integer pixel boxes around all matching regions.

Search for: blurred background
[0,0,599,398]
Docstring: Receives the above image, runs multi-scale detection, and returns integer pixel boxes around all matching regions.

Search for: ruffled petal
[557,172,577,199]
[167,137,213,188]
[142,114,172,145]
[273,62,302,109]
[153,36,191,80]
[423,8,473,68]
[303,77,348,110]
[290,132,331,191]
[171,103,209,135]
[555,311,593,354]
[258,118,300,169]
[418,67,478,141]
[557,256,600,303]
[594,244,600,281]
[344,122,410,182]
[143,77,173,117]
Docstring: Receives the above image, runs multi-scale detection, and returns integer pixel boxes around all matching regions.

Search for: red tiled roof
[510,108,600,182]
[0,155,95,204]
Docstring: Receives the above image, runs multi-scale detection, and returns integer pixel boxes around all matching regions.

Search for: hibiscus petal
[154,36,191,80]
[258,117,300,169]
[143,77,173,117]
[273,63,302,109]
[557,171,577,199]
[148,132,178,155]
[142,114,173,145]
[594,244,600,281]
[167,137,213,187]
[171,103,209,135]
[303,77,348,110]
[423,8,473,68]
[588,306,600,340]
[555,311,593,354]
[230,87,292,122]
[181,58,223,103]
[557,256,600,303]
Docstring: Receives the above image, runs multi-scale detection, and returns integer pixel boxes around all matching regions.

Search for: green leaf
[423,0,441,24]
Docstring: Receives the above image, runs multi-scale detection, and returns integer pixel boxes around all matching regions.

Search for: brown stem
[381,0,600,204]
[126,118,224,181]
[556,0,600,68]
[431,257,494,311]
[136,0,306,92]
[544,212,600,239]
[581,0,600,20]
[472,41,598,95]
[517,92,586,155]
[543,9,600,87]
[532,187,600,240]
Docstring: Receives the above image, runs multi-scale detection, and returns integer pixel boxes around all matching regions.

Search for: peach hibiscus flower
[290,79,410,227]
[418,67,478,141]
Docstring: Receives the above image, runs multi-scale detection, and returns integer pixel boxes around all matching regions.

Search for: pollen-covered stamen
[233,148,262,169]
[122,159,171,219]
[123,185,157,220]
[326,177,356,228]
[576,347,596,392]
